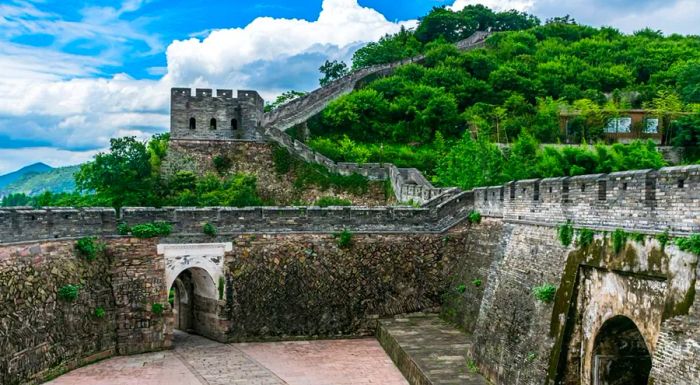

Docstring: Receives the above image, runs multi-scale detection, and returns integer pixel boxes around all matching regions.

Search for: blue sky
[0,0,698,174]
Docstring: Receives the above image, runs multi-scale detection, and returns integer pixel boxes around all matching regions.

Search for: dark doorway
[592,316,651,385]
[169,267,220,340]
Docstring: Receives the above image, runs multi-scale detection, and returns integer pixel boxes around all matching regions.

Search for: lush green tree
[434,134,505,189]
[1,193,32,207]
[671,113,700,162]
[75,136,155,208]
[677,61,700,103]
[319,60,349,86]
[264,90,307,112]
[352,27,421,69]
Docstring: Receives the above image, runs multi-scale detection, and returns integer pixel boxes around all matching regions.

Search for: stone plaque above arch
[157,242,232,299]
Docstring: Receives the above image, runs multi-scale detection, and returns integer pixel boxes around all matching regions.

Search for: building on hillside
[559,109,687,145]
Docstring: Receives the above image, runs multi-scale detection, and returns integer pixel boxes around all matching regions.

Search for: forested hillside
[306,5,700,189]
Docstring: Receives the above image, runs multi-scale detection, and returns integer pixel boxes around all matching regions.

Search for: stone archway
[591,315,652,385]
[158,243,232,341]
[170,267,219,337]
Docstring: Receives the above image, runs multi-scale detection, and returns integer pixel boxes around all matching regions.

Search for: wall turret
[170,88,264,141]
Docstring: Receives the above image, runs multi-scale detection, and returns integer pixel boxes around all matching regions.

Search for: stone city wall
[0,240,117,385]
[472,165,700,233]
[461,220,698,385]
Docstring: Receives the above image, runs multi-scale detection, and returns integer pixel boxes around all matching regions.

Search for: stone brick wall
[440,218,504,333]
[649,262,700,385]
[462,221,698,385]
[0,240,116,385]
[109,238,172,355]
[161,139,391,206]
[220,227,475,340]
[473,165,700,233]
[171,88,263,141]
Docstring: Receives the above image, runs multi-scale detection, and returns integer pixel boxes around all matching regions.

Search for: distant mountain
[0,165,80,197]
[0,163,53,190]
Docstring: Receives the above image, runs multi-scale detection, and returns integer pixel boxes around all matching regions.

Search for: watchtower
[170,88,264,140]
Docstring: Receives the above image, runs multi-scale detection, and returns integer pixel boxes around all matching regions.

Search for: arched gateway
[591,316,652,385]
[157,243,232,341]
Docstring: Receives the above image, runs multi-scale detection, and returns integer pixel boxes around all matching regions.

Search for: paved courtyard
[46,331,408,385]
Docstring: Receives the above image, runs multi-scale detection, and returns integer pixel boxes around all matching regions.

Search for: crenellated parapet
[171,88,264,141]
[2,165,698,243]
[0,207,116,243]
[472,165,700,233]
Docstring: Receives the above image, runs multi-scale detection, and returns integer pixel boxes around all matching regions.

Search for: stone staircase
[377,314,490,385]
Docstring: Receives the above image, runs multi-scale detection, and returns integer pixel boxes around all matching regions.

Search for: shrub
[456,284,467,293]
[212,155,232,175]
[533,284,557,303]
[657,229,670,250]
[75,237,103,261]
[151,303,164,315]
[117,223,130,235]
[218,276,225,300]
[558,221,574,247]
[203,222,218,237]
[335,229,353,248]
[468,210,482,224]
[577,228,595,248]
[630,232,646,245]
[273,146,293,174]
[314,196,352,207]
[58,284,80,302]
[612,228,628,254]
[94,307,106,318]
[129,221,172,238]
[472,278,482,287]
[676,234,700,255]
[466,359,479,374]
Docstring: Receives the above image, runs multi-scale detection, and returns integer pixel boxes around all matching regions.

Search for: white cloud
[163,0,416,96]
[449,0,535,12]
[0,0,416,174]
[0,147,101,175]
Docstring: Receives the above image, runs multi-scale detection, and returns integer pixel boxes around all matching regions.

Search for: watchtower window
[231,119,238,130]
[598,180,607,201]
[210,118,217,130]
[189,117,196,130]
[678,178,685,188]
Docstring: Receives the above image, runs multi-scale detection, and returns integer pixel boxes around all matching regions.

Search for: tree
[75,136,155,208]
[264,90,307,112]
[671,113,700,162]
[677,60,700,103]
[352,27,421,69]
[435,133,505,189]
[319,60,349,86]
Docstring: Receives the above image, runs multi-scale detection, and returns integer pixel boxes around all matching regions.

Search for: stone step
[377,313,490,385]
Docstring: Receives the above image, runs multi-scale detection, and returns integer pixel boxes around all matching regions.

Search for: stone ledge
[377,314,490,385]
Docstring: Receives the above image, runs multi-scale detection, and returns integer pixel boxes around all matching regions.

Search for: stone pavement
[378,313,490,385]
[45,331,408,385]
[239,339,408,385]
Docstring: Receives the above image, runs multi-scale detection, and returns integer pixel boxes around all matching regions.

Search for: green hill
[0,163,53,190]
[0,165,80,197]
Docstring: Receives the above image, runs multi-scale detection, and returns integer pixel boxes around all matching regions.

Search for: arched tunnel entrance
[591,316,652,385]
[169,267,221,340]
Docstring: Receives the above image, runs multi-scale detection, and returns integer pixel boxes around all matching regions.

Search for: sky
[0,0,698,175]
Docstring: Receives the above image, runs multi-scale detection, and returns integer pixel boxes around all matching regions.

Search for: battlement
[170,88,264,141]
[2,165,698,243]
[473,165,700,232]
[0,207,116,243]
